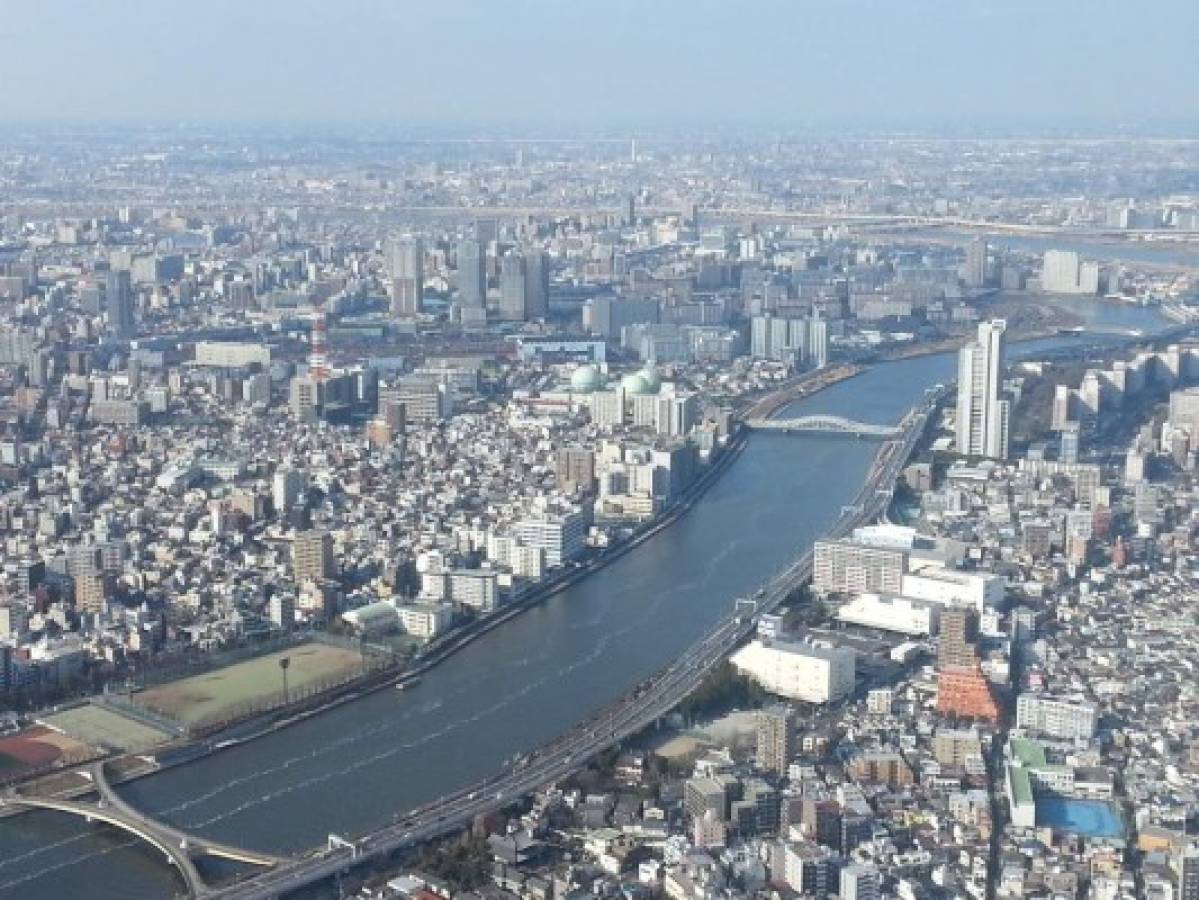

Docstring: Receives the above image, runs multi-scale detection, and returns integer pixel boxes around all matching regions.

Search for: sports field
[133,643,364,726]
[0,726,92,779]
[40,704,175,752]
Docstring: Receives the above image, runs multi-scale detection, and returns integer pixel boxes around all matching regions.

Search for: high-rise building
[289,375,321,423]
[808,316,829,368]
[963,238,988,288]
[499,252,527,321]
[756,705,796,776]
[273,467,306,516]
[936,608,1000,723]
[389,235,423,318]
[1175,843,1199,900]
[1041,250,1100,295]
[955,319,1009,459]
[523,249,549,320]
[293,529,335,583]
[456,238,486,310]
[105,269,135,339]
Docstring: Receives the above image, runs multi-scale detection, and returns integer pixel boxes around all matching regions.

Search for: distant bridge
[743,414,900,438]
[2,762,283,898]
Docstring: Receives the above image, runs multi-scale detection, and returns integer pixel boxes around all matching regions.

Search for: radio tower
[309,300,329,383]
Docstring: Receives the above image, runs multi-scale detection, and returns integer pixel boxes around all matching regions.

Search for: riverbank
[6,427,757,805]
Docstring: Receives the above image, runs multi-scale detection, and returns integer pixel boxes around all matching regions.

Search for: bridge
[209,390,946,900]
[2,762,282,898]
[743,414,900,438]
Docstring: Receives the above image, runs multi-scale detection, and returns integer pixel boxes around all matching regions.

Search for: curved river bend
[0,300,1168,899]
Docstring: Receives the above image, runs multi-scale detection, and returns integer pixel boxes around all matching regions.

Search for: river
[0,299,1172,899]
[905,228,1199,269]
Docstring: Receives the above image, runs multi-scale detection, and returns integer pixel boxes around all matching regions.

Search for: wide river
[0,299,1171,899]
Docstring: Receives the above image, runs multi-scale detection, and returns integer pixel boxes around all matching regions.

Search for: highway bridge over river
[6,387,943,899]
[207,388,945,900]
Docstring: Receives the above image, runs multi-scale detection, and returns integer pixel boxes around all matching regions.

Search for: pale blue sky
[2,0,1197,132]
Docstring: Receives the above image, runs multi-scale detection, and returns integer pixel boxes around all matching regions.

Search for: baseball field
[133,642,364,726]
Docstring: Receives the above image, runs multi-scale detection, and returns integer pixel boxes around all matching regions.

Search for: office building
[293,529,335,583]
[523,249,550,320]
[456,238,486,310]
[378,384,451,423]
[499,251,527,321]
[808,316,829,368]
[289,375,322,423]
[105,269,135,339]
[512,512,586,569]
[963,238,988,288]
[389,235,423,317]
[731,638,855,704]
[587,296,659,339]
[955,319,1009,459]
[1041,250,1101,295]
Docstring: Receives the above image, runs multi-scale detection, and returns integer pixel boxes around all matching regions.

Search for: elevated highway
[210,388,944,899]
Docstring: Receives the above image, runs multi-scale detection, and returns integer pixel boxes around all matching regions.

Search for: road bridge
[2,762,283,898]
[744,414,900,438]
[213,389,947,900]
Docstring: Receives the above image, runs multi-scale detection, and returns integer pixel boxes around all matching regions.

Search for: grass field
[40,705,175,752]
[133,643,364,726]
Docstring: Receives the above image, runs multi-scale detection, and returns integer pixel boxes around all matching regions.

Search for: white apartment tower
[956,319,1009,459]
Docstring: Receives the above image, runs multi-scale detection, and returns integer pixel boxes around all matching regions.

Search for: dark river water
[0,299,1171,899]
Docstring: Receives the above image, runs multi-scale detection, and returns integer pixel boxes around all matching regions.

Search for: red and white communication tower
[309,300,329,382]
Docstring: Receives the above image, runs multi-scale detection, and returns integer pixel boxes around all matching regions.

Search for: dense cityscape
[3,4,1199,900]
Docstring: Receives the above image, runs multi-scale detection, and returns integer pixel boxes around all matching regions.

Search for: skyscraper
[955,319,1009,459]
[499,251,527,321]
[456,238,486,310]
[105,269,135,339]
[389,235,423,318]
[963,238,988,288]
[523,249,549,320]
[808,315,829,369]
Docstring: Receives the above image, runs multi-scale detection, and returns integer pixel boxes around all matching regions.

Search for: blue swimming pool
[1037,798,1124,838]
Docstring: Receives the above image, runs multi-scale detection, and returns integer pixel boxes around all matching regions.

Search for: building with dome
[638,367,662,393]
[570,364,603,393]
[620,372,653,395]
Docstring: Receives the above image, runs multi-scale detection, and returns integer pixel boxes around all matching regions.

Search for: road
[211,390,943,900]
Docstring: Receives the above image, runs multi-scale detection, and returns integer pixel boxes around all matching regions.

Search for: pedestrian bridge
[2,762,284,898]
[744,414,899,438]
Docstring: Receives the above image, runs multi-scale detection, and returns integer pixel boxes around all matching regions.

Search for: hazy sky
[3,0,1198,133]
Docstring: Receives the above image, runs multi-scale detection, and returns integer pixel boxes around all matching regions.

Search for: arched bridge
[744,414,900,438]
[2,762,284,898]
